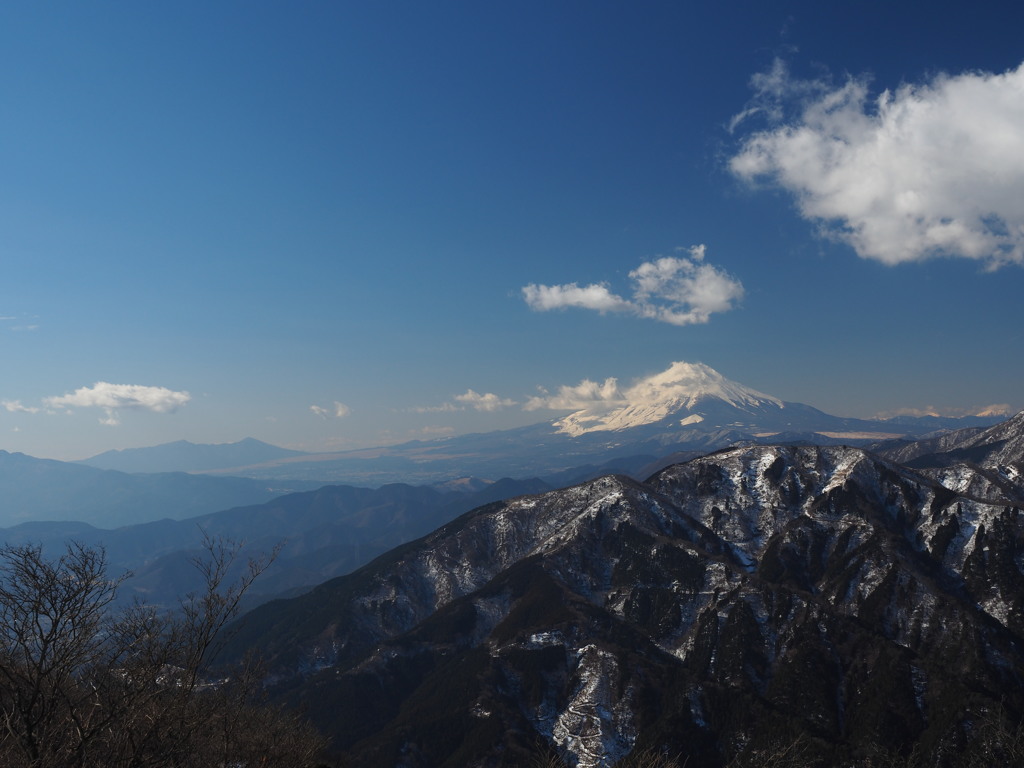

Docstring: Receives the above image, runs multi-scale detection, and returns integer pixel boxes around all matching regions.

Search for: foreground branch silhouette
[0,538,324,768]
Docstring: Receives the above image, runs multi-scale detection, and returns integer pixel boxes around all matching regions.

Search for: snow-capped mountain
[552,361,785,436]
[205,361,1006,487]
[231,413,1024,766]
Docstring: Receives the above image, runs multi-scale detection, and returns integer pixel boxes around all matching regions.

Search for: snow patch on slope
[549,645,636,768]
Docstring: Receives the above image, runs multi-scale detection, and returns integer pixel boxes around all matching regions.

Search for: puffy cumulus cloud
[730,60,1024,267]
[45,383,190,412]
[522,245,743,326]
[44,382,190,426]
[523,377,624,411]
[520,283,632,313]
[453,389,517,412]
[311,401,351,419]
[628,246,746,325]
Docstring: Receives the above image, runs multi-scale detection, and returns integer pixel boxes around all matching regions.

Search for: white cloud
[520,283,632,313]
[453,389,517,412]
[311,401,351,418]
[414,389,517,413]
[730,59,1024,267]
[2,400,40,414]
[411,402,461,414]
[522,245,743,325]
[727,57,821,133]
[44,382,190,425]
[45,382,190,412]
[523,377,624,411]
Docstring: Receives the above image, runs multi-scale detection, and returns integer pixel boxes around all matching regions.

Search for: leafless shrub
[0,537,324,768]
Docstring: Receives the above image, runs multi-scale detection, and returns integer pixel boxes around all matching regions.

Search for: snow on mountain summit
[553,361,784,436]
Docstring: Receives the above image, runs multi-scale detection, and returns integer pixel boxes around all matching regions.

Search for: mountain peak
[553,361,784,436]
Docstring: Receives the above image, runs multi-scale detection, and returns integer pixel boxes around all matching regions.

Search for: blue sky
[2,1,1023,460]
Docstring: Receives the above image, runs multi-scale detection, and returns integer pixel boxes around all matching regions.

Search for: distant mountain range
[0,476,552,610]
[97,362,1005,487]
[226,411,1024,766]
[78,437,308,473]
[0,450,315,528]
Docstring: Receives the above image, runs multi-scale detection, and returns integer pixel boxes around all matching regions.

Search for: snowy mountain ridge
[234,413,1024,766]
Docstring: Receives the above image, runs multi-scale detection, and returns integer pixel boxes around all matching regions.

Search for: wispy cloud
[411,402,461,414]
[414,389,517,414]
[522,245,744,326]
[2,313,40,332]
[730,59,1024,267]
[2,400,41,414]
[311,401,351,418]
[43,382,190,426]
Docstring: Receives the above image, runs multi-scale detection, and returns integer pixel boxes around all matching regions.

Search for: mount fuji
[549,361,786,436]
[182,362,1007,487]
